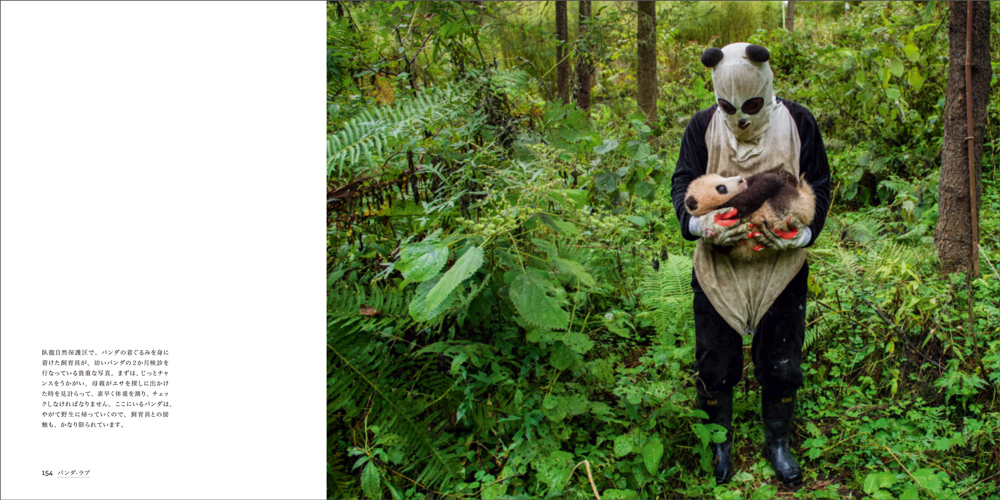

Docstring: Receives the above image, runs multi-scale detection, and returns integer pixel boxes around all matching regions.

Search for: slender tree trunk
[556,1,570,104]
[935,1,990,275]
[636,1,658,143]
[573,0,593,115]
[786,0,795,33]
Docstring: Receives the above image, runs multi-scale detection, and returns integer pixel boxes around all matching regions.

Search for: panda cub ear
[745,44,770,64]
[701,47,724,68]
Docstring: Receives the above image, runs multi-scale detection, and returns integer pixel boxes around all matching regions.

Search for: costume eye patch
[718,99,737,115]
[741,97,764,115]
[716,185,728,195]
[718,98,765,116]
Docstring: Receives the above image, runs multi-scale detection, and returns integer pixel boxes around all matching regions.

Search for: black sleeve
[671,105,717,241]
[781,99,832,248]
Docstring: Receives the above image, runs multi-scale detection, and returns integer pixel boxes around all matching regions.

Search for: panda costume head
[701,43,775,153]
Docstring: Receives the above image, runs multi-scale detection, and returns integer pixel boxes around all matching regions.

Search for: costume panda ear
[745,44,770,63]
[701,47,724,68]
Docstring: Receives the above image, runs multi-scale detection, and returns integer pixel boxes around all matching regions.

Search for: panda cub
[684,170,816,259]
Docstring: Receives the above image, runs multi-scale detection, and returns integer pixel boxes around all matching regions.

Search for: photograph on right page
[327,2,1000,499]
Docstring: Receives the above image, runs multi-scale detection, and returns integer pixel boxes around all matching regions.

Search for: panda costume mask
[702,43,776,161]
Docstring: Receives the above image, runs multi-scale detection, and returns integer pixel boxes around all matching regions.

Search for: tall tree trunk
[935,1,990,275]
[786,0,795,33]
[636,1,658,144]
[573,0,593,115]
[556,1,570,104]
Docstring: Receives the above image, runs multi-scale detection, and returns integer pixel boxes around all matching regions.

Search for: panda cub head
[684,174,746,216]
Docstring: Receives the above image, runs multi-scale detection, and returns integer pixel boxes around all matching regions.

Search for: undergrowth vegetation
[328,2,1000,499]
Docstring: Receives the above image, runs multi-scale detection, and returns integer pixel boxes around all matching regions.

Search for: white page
[0,2,325,499]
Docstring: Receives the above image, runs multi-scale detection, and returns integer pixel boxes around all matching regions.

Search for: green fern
[327,12,358,95]
[877,176,913,197]
[328,286,465,493]
[848,217,885,244]
[639,254,694,343]
[327,84,474,177]
[803,325,828,351]
[327,452,356,500]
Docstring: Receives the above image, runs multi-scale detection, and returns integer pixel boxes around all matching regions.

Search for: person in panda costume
[670,43,831,485]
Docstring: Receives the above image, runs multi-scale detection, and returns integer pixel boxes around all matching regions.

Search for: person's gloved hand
[754,217,812,251]
[690,207,752,247]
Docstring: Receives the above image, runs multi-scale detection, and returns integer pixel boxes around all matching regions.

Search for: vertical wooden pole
[965,1,980,277]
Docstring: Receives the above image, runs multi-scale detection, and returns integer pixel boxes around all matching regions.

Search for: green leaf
[563,331,595,354]
[534,450,574,493]
[751,484,778,500]
[907,67,925,92]
[931,436,952,451]
[548,189,588,209]
[539,213,580,236]
[531,238,560,259]
[526,329,562,343]
[886,87,901,100]
[857,151,873,167]
[589,401,611,415]
[509,272,570,330]
[888,57,905,78]
[542,394,567,421]
[641,437,664,475]
[863,472,896,494]
[813,490,840,500]
[628,141,651,160]
[409,247,483,321]
[593,139,619,155]
[871,156,887,174]
[631,119,652,133]
[549,341,578,370]
[602,489,639,500]
[396,242,448,282]
[409,273,459,321]
[626,215,647,227]
[633,181,655,201]
[565,393,589,415]
[911,468,945,491]
[361,461,381,500]
[900,486,920,500]
[805,422,822,437]
[613,434,632,457]
[902,43,920,63]
[692,423,712,447]
[595,172,618,192]
[552,258,596,288]
[424,246,483,310]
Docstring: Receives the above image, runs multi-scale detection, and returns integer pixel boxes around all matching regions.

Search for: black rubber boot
[698,388,734,484]
[762,393,802,484]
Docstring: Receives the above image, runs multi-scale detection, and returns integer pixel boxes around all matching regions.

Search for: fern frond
[327,452,356,500]
[328,284,464,490]
[639,254,694,343]
[327,84,476,177]
[328,332,464,488]
[803,325,829,351]
[848,217,884,244]
[877,177,913,196]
